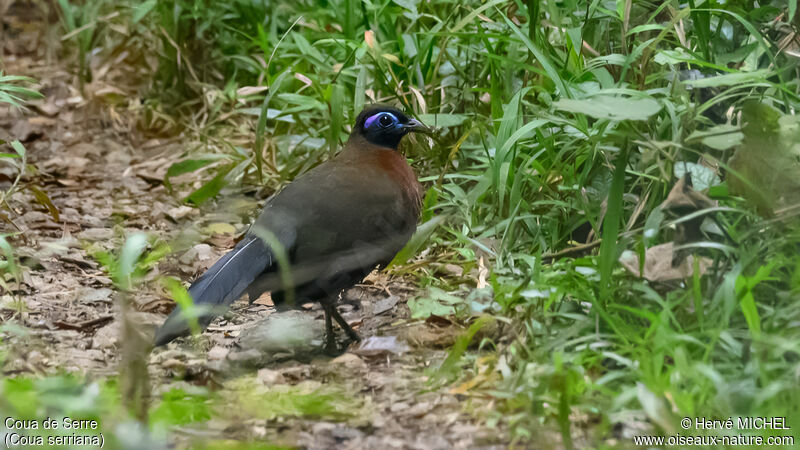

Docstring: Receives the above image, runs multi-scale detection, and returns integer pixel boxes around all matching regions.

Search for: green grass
[17,0,800,446]
[0,374,343,448]
[0,74,42,301]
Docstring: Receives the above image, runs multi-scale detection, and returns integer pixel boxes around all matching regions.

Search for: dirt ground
[0,7,507,450]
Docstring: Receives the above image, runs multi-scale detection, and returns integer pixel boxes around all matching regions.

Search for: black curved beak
[403,118,433,134]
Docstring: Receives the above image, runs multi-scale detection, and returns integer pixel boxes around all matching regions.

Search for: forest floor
[0,11,511,450]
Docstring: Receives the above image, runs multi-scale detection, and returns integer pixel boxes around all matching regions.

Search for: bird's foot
[330,308,361,343]
[323,333,361,356]
[323,334,342,356]
[343,328,361,344]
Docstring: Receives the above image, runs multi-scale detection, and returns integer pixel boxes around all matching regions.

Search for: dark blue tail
[154,235,273,346]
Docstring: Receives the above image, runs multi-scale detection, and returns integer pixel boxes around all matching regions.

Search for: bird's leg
[322,303,338,355]
[330,306,361,343]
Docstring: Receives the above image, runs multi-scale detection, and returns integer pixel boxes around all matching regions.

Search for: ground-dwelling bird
[154,105,430,353]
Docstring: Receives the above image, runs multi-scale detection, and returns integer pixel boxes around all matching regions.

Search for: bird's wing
[261,155,416,287]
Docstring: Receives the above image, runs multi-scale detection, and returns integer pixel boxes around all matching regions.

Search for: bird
[154,105,430,353]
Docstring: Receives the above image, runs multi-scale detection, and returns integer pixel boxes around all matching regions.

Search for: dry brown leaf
[331,352,366,369]
[372,296,399,316]
[353,336,410,357]
[619,243,712,282]
[661,174,718,266]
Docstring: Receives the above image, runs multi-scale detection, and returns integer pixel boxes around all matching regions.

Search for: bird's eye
[379,114,395,127]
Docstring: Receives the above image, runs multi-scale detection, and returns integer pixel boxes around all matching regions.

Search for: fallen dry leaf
[353,335,410,357]
[619,243,712,282]
[372,295,399,316]
[330,352,366,369]
[256,368,287,385]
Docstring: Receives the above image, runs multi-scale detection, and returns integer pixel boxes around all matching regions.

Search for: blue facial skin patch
[364,112,397,129]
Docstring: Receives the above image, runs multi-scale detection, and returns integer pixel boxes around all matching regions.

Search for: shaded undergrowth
[3,0,800,447]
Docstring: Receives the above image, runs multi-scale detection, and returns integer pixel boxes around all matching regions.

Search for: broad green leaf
[653,48,694,65]
[674,162,721,191]
[118,233,148,289]
[10,140,25,157]
[683,69,771,88]
[393,0,419,13]
[164,158,221,191]
[292,33,325,64]
[416,114,467,128]
[588,54,628,67]
[239,107,295,122]
[408,287,464,319]
[738,288,761,338]
[165,157,228,175]
[132,0,157,23]
[687,124,743,151]
[184,164,234,205]
[735,262,776,339]
[277,93,326,110]
[554,96,661,121]
[643,205,664,246]
[498,119,548,157]
[401,33,417,58]
[496,87,530,153]
[407,296,455,319]
[566,27,582,58]
[627,24,664,35]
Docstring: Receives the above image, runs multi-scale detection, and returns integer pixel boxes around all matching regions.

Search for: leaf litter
[0,19,506,449]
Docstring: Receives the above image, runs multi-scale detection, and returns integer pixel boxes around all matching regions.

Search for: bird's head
[351,105,431,150]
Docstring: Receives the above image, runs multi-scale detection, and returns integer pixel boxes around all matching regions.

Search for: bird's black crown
[351,104,426,150]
